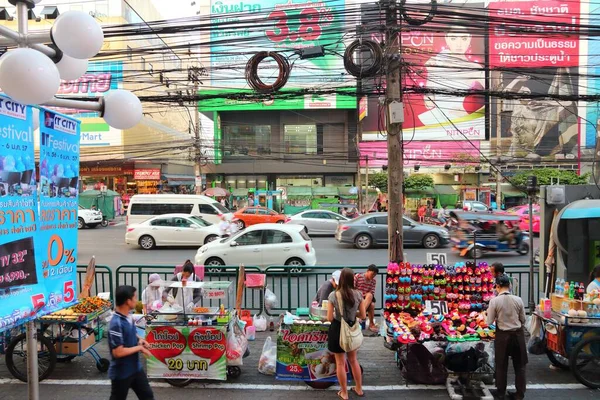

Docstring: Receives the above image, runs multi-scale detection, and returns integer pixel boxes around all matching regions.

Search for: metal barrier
[76,265,113,299]
[262,264,539,315]
[115,265,263,311]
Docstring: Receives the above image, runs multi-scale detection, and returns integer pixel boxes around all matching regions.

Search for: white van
[127,194,232,225]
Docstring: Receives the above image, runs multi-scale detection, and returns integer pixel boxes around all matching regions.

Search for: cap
[332,270,341,285]
[149,273,161,284]
[495,274,511,288]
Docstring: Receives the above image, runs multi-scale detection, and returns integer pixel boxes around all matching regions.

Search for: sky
[151,0,197,20]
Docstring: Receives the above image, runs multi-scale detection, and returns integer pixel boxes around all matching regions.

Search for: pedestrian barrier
[76,265,113,299]
[115,265,263,311]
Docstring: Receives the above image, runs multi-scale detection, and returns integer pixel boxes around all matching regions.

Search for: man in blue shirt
[109,285,154,400]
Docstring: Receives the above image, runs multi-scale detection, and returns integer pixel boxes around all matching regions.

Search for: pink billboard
[489,0,579,68]
[359,141,481,167]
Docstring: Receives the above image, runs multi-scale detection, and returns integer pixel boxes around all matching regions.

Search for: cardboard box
[57,332,95,355]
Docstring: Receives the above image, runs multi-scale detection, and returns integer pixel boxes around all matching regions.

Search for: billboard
[210,0,347,88]
[586,1,600,153]
[361,3,486,141]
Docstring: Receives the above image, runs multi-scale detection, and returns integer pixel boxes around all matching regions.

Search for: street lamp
[0,0,142,129]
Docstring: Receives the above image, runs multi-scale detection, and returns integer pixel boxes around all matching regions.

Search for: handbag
[336,291,364,352]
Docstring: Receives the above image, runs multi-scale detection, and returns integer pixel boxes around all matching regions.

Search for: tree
[511,168,590,187]
[369,172,388,193]
[404,174,434,190]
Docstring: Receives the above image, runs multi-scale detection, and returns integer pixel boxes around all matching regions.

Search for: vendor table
[535,311,600,389]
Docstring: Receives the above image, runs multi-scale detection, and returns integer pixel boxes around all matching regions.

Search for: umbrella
[203,187,230,197]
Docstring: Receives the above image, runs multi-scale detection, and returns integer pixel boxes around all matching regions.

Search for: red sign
[359,141,481,167]
[489,0,579,68]
[134,169,161,180]
[358,97,368,122]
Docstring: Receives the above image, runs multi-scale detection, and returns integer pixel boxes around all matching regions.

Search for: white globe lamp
[0,49,61,105]
[55,54,88,80]
[51,11,104,59]
[102,90,143,129]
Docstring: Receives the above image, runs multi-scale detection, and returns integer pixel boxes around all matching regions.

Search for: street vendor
[141,274,164,314]
[486,274,527,400]
[587,264,600,293]
[355,265,379,332]
[165,261,202,309]
[313,270,341,306]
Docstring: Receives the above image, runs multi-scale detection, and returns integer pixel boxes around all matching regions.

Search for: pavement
[77,224,537,269]
[0,331,597,399]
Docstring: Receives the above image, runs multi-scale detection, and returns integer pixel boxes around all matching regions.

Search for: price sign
[426,253,447,265]
[203,289,226,299]
[425,300,449,316]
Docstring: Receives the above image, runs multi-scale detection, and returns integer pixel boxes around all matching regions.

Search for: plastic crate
[546,329,566,356]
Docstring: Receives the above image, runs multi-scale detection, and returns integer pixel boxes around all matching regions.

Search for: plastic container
[246,325,256,341]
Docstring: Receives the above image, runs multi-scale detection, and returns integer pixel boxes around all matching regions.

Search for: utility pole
[189,66,203,194]
[383,0,404,263]
[365,154,369,211]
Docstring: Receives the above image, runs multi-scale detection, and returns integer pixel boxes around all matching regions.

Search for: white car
[78,205,103,229]
[195,224,316,271]
[286,210,349,235]
[125,214,222,250]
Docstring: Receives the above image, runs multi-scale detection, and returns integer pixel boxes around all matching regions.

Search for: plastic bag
[265,289,278,311]
[254,315,267,332]
[527,336,546,355]
[258,336,277,375]
[226,317,248,366]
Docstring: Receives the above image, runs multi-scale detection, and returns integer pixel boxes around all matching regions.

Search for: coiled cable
[245,51,291,93]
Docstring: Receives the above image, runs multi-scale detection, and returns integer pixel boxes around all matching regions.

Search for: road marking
[0,379,591,391]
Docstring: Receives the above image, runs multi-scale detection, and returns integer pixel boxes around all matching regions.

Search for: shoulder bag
[336,291,363,352]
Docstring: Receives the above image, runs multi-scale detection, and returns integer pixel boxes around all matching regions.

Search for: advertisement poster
[585,0,600,153]
[359,141,481,168]
[490,68,579,159]
[276,323,349,382]
[210,0,346,88]
[489,0,579,69]
[35,109,81,316]
[361,3,486,141]
[0,97,40,331]
[146,325,227,380]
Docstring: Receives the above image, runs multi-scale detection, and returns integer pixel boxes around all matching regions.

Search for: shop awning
[287,186,313,198]
[339,186,358,198]
[434,185,457,195]
[232,188,249,197]
[313,187,339,196]
[502,187,527,198]
[162,174,195,186]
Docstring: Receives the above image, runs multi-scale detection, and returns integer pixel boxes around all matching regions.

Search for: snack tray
[40,306,111,324]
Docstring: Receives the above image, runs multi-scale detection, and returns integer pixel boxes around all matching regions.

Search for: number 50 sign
[426,253,447,265]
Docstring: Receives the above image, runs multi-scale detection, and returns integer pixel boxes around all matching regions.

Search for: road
[77,223,537,269]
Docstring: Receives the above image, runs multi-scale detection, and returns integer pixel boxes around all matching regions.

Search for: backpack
[403,343,448,384]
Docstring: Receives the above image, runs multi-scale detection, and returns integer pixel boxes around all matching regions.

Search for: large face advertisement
[489,0,580,159]
[210,0,346,88]
[586,1,600,154]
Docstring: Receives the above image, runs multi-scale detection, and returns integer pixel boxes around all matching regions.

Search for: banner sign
[146,325,227,380]
[35,109,80,316]
[359,141,481,168]
[276,323,349,382]
[210,0,347,88]
[134,169,161,180]
[0,96,40,331]
[489,0,579,68]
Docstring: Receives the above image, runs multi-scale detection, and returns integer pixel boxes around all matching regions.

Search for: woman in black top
[327,268,366,399]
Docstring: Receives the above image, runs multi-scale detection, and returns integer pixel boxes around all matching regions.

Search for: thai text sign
[134,169,161,180]
[146,325,227,380]
[359,141,481,167]
[489,0,579,68]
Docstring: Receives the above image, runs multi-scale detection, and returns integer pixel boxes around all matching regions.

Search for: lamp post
[0,2,143,398]
[0,0,143,129]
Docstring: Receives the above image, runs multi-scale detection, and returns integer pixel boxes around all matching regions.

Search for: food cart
[143,280,243,387]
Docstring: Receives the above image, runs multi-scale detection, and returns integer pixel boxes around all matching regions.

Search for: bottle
[564,280,570,297]
[578,283,585,301]
[569,282,575,300]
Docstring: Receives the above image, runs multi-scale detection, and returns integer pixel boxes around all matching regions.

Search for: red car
[233,206,287,230]
[506,205,540,234]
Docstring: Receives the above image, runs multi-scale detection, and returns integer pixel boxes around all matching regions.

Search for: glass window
[303,212,319,219]
[189,216,211,227]
[264,230,293,244]
[403,218,412,226]
[244,208,256,214]
[223,124,271,159]
[236,230,263,246]
[130,203,193,215]
[173,217,192,227]
[151,218,172,227]
[374,216,388,225]
[258,209,270,215]
[366,217,377,225]
[284,125,317,155]
[212,202,230,214]
[199,204,218,215]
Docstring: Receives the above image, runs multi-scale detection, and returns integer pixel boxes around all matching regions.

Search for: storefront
[79,163,134,193]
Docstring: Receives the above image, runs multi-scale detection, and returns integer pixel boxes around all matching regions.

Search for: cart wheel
[546,350,570,370]
[305,381,335,389]
[165,379,193,387]
[56,355,76,363]
[569,336,600,389]
[96,358,110,372]
[227,366,241,379]
[5,332,57,382]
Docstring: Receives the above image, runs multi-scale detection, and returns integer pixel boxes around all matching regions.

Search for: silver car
[335,213,450,249]
[287,210,349,235]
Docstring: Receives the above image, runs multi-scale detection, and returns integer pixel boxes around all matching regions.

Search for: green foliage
[369,172,388,193]
[404,174,435,190]
[511,168,590,187]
